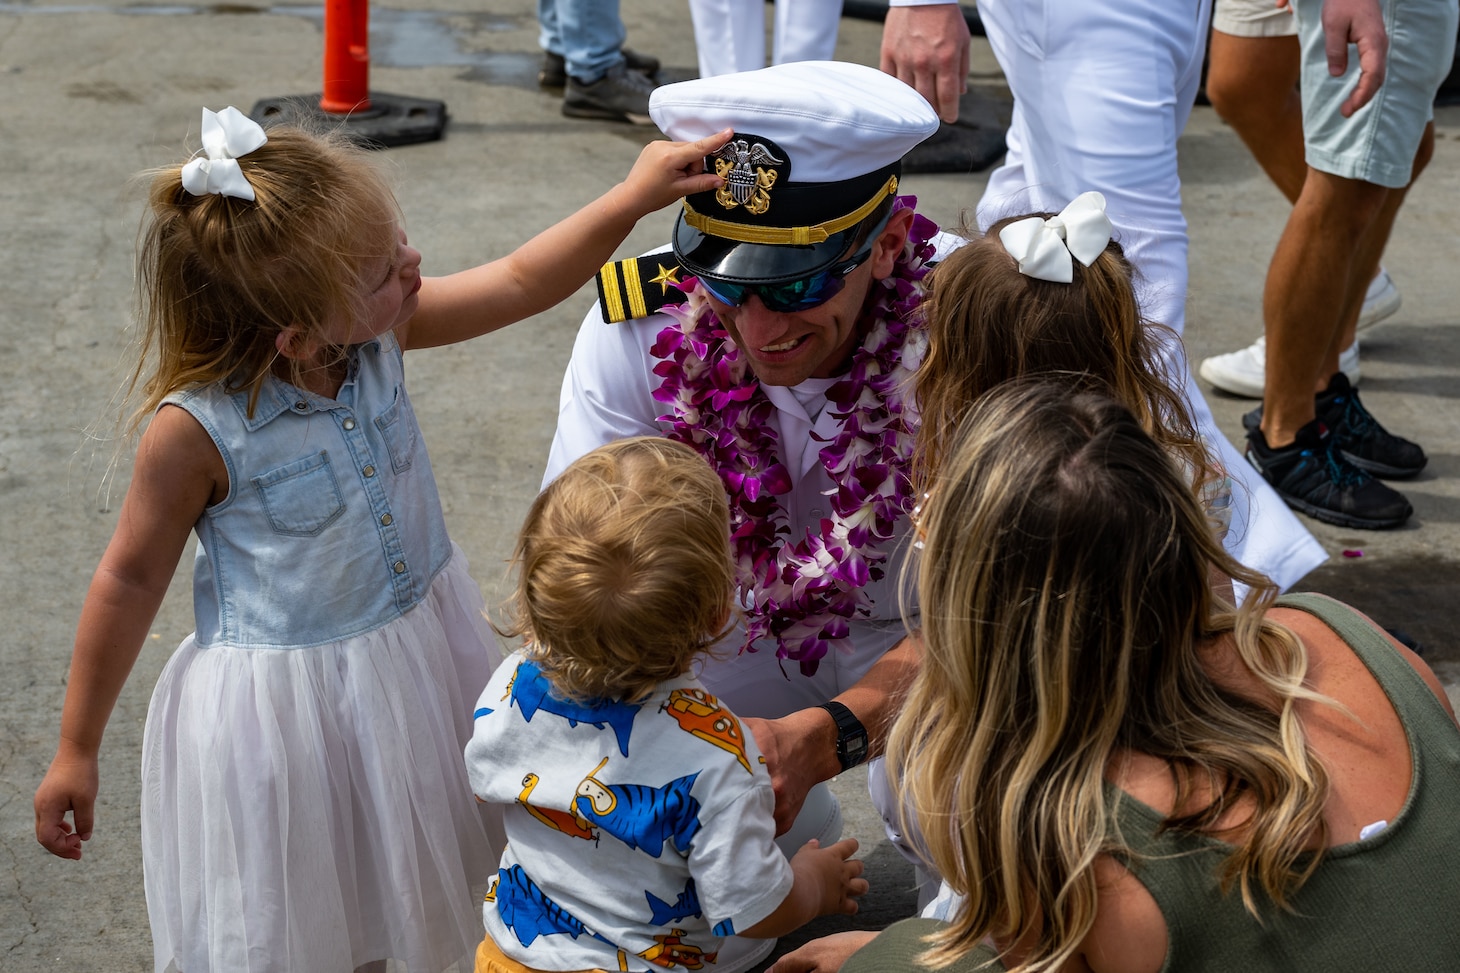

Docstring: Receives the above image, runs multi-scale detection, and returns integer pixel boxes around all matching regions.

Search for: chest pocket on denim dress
[252,450,346,536]
[374,384,417,474]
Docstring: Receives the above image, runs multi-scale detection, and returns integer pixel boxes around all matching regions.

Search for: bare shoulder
[1269,603,1458,727]
[1078,856,1168,973]
[988,847,1166,973]
[139,403,228,507]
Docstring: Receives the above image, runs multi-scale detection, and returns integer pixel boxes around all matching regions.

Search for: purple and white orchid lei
[650,197,937,675]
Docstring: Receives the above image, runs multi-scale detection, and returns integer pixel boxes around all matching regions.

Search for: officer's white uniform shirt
[544,236,963,718]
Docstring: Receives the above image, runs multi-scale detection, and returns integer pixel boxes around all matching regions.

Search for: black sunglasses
[697,246,875,313]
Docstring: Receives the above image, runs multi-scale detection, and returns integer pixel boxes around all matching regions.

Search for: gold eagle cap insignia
[713,137,786,216]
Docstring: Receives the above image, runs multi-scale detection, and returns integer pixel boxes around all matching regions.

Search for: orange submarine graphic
[661,688,754,774]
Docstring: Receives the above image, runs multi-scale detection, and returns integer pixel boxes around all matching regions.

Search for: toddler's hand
[617,129,732,218]
[34,742,100,860]
[790,837,868,918]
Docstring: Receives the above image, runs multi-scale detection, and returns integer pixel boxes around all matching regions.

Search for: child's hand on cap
[619,128,732,218]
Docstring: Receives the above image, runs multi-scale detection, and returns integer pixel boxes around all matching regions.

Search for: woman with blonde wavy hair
[780,380,1460,973]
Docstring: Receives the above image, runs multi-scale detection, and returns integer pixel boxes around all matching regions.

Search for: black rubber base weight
[249,92,447,149]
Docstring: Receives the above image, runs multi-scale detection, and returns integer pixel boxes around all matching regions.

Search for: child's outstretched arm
[34,406,222,859]
[401,129,731,351]
[739,837,869,940]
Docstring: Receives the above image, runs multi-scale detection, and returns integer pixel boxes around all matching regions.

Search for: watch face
[823,701,869,769]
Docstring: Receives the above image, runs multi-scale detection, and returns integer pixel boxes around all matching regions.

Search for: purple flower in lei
[651,196,937,675]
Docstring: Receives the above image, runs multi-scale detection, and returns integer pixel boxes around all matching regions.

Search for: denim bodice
[165,334,451,648]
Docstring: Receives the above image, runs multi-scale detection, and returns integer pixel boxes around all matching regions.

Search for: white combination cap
[650,60,940,184]
[652,61,940,284]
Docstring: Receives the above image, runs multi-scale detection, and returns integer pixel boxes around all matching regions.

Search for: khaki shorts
[1293,0,1457,186]
[1213,0,1298,37]
[474,935,608,973]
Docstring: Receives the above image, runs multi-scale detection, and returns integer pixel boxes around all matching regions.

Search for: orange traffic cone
[251,0,446,148]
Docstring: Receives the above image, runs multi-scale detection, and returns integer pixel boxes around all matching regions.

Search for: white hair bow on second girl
[181,106,268,202]
[998,191,1113,284]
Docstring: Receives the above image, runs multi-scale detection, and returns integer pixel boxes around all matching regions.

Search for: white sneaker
[1358,267,1401,331]
[1199,336,1361,399]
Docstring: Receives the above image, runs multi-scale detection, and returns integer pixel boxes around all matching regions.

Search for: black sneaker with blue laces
[1245,419,1413,530]
[1315,372,1426,478]
[1242,373,1426,480]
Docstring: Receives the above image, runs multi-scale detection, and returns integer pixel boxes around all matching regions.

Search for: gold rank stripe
[621,255,648,320]
[598,259,626,323]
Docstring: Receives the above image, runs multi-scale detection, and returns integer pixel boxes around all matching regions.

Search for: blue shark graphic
[713,919,736,937]
[646,878,703,926]
[473,705,493,720]
[575,770,702,858]
[508,659,641,756]
[495,864,612,949]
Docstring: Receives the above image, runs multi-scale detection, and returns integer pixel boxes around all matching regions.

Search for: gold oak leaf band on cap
[682,130,900,247]
[683,173,898,247]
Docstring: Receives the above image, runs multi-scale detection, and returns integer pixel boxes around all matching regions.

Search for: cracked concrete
[1,1,1456,970]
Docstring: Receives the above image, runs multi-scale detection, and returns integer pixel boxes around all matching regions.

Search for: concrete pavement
[1,2,1456,969]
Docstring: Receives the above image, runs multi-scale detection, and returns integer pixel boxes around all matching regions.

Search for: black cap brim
[672,211,864,285]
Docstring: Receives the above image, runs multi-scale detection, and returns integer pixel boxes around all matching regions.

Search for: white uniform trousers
[688,0,845,78]
[975,0,1327,592]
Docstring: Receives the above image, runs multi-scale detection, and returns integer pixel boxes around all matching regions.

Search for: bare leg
[1201,31,1418,404]
[1260,167,1387,447]
[1205,31,1306,203]
[1326,123,1436,362]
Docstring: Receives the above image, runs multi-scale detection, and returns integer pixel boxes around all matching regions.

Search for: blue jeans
[538,0,626,83]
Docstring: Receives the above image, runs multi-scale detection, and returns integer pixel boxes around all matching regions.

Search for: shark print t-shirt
[465,651,794,972]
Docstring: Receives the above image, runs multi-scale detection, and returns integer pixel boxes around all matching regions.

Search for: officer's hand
[743,709,837,835]
[880,3,970,123]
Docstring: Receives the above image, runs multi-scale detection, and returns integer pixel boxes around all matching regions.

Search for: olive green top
[843,593,1460,973]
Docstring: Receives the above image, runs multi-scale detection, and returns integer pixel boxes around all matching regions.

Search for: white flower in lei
[651,197,936,675]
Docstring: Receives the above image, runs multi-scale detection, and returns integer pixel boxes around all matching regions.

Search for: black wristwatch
[818,700,869,771]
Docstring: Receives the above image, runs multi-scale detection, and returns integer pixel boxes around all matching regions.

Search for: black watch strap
[818,700,869,771]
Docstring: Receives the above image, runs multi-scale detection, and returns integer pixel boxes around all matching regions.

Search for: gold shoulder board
[596,255,687,324]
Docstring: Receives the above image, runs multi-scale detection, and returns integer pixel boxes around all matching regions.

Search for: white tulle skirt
[141,550,505,973]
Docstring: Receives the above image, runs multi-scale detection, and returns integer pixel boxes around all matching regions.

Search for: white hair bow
[998,191,1113,284]
[181,107,268,202]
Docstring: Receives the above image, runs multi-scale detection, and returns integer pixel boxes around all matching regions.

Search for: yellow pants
[473,934,612,973]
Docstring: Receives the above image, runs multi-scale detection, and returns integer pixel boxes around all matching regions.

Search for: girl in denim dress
[33,107,728,973]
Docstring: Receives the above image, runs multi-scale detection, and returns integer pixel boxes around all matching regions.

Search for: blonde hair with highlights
[893,381,1332,973]
[128,124,399,431]
[913,216,1213,495]
[500,438,736,704]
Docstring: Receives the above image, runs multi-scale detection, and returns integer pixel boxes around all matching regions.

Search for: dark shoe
[1242,373,1426,479]
[539,51,566,88]
[540,48,660,89]
[1316,373,1426,478]
[563,60,656,124]
[1245,420,1412,530]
